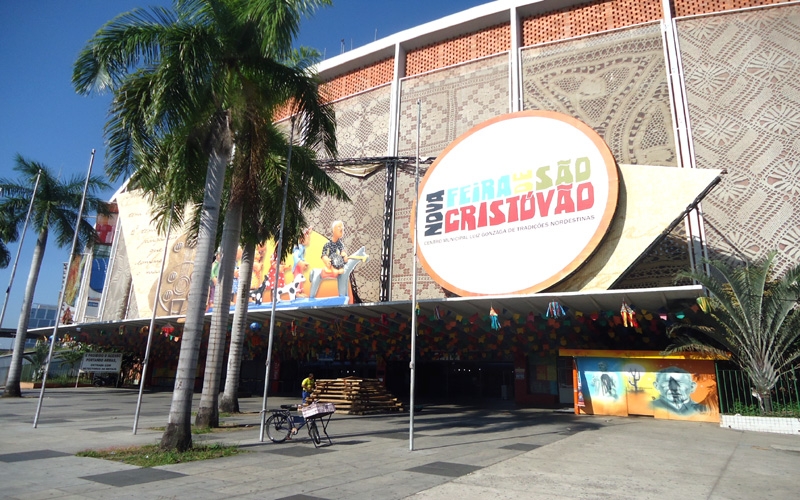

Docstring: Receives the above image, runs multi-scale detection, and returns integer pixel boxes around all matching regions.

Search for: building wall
[522,0,663,45]
[521,23,676,166]
[329,84,392,159]
[406,23,511,76]
[103,0,799,318]
[307,0,796,298]
[392,54,510,300]
[323,58,395,103]
[673,0,789,17]
[677,4,800,273]
[521,22,689,285]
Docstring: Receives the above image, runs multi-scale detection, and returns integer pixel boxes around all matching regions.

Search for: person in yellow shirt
[301,373,315,405]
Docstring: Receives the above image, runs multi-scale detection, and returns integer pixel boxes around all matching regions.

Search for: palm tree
[217,121,348,415]
[1,156,109,397]
[73,0,334,451]
[195,199,241,428]
[0,242,10,269]
[0,196,21,268]
[0,219,12,268]
[198,49,348,425]
[667,251,800,413]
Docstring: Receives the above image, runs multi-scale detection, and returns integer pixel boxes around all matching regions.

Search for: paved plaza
[1,387,799,499]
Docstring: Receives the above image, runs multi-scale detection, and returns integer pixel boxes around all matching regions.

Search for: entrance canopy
[29,284,704,342]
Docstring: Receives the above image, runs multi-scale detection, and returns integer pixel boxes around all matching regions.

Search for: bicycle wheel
[308,419,321,445]
[266,414,291,443]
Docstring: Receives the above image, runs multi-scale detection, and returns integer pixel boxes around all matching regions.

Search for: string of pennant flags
[238,297,711,361]
[68,297,712,364]
[89,299,705,340]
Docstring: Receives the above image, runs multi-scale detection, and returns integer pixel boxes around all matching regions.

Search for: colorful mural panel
[206,222,373,312]
[576,356,719,423]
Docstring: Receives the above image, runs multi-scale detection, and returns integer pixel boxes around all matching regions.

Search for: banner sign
[413,111,619,295]
[79,352,123,373]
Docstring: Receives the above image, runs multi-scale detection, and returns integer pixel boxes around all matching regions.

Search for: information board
[79,352,123,373]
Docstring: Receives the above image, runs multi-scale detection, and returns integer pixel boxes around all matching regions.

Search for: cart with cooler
[301,402,335,447]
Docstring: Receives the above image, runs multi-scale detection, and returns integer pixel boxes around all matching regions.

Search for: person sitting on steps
[302,372,316,405]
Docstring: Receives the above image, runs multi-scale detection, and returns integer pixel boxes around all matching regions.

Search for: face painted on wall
[654,370,697,410]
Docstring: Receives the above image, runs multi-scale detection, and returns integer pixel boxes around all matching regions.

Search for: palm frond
[675,253,800,395]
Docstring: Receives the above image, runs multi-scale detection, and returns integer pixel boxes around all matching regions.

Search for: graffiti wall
[574,355,719,423]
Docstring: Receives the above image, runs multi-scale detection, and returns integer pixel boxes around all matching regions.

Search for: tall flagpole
[260,116,295,442]
[34,150,95,428]
[409,99,421,451]
[0,170,42,328]
[133,214,172,434]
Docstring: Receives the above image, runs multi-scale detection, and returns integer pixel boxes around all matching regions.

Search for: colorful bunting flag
[620,301,638,328]
[489,307,500,330]
[545,301,565,319]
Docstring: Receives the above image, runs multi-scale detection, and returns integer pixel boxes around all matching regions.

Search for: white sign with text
[79,352,123,373]
[413,111,619,296]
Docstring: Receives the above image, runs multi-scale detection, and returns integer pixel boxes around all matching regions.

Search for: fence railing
[716,368,800,417]
[20,358,78,383]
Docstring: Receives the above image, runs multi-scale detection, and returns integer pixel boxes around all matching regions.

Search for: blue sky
[0,0,488,329]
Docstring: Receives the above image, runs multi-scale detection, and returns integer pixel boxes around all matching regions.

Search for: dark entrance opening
[386,360,514,403]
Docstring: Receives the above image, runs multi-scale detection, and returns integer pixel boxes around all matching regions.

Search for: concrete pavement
[1,387,798,499]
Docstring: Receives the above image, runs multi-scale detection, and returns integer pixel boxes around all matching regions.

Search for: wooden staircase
[308,377,405,415]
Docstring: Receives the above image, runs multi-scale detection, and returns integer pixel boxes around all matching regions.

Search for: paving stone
[406,461,483,478]
[276,495,330,500]
[80,468,186,487]
[499,443,541,451]
[261,446,334,458]
[83,425,132,432]
[0,449,72,462]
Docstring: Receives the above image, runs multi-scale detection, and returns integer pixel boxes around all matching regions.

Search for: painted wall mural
[206,221,373,312]
[575,356,719,423]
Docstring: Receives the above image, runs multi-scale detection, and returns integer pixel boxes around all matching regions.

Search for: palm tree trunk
[220,239,255,413]
[160,113,232,451]
[3,227,48,397]
[195,201,242,427]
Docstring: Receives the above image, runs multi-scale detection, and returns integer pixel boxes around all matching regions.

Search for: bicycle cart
[266,402,335,448]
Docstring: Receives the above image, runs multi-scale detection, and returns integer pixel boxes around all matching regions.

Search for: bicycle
[266,403,334,447]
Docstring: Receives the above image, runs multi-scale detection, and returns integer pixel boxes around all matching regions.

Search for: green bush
[730,400,800,417]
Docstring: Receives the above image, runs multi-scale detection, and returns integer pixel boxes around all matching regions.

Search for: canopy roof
[19,284,704,341]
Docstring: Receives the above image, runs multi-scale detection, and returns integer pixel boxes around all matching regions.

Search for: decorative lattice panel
[674,0,791,17]
[522,23,676,166]
[304,169,387,303]
[677,4,800,273]
[405,23,510,77]
[397,54,510,156]
[522,0,662,47]
[392,54,510,300]
[390,167,446,301]
[322,85,392,160]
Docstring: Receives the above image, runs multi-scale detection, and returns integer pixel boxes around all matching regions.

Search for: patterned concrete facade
[98,0,799,320]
